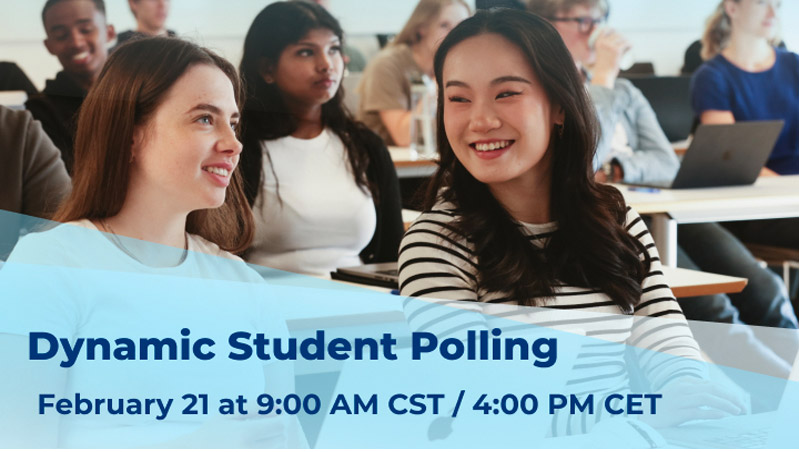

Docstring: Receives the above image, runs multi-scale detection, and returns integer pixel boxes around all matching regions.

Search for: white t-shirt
[0,220,304,447]
[248,129,377,277]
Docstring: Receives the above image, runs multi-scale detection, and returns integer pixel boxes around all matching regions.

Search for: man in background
[25,0,115,175]
[115,0,175,47]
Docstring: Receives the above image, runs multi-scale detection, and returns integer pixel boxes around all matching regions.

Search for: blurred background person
[357,0,470,146]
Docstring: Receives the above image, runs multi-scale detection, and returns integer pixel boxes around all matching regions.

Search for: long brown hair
[54,37,254,254]
[426,10,649,313]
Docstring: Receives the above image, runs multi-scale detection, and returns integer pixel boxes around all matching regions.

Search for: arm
[20,113,71,217]
[612,82,680,184]
[378,109,413,147]
[359,48,415,146]
[398,210,488,337]
[624,209,747,427]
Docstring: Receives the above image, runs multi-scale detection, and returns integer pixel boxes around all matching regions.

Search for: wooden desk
[617,175,799,267]
[388,146,437,178]
[279,266,746,328]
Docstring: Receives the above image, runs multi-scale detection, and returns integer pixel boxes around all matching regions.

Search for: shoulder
[188,234,244,262]
[362,45,413,80]
[692,56,730,83]
[401,202,475,260]
[775,48,799,74]
[0,106,30,132]
[5,220,95,266]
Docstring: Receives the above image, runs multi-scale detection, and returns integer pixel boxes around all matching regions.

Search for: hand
[759,167,779,177]
[591,29,631,89]
[639,377,749,429]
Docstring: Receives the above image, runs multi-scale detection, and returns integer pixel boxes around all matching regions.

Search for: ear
[130,124,147,162]
[723,0,737,18]
[258,58,275,84]
[106,24,116,42]
[44,37,56,57]
[553,105,565,126]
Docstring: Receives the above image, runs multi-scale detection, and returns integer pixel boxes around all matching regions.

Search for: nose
[218,124,243,157]
[67,29,87,49]
[468,100,501,133]
[317,52,333,73]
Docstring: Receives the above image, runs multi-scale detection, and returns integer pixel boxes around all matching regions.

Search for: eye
[297,48,313,57]
[80,26,95,35]
[230,121,239,130]
[447,96,470,103]
[330,45,342,54]
[196,115,212,126]
[496,91,521,99]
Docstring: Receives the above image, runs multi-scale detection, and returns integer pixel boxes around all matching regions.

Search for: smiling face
[442,33,563,192]
[43,0,115,82]
[265,27,344,112]
[131,64,242,212]
[726,0,780,40]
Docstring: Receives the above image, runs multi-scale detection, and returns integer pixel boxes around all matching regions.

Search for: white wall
[1,0,797,90]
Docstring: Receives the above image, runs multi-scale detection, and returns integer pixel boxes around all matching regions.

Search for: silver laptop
[632,120,784,189]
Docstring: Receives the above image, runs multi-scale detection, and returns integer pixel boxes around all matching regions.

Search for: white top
[249,128,377,277]
[0,220,305,447]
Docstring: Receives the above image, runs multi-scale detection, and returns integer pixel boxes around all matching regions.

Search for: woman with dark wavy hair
[398,9,745,435]
[239,1,403,276]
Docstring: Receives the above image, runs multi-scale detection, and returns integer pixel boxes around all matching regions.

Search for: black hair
[42,0,106,25]
[238,0,376,206]
[427,9,649,312]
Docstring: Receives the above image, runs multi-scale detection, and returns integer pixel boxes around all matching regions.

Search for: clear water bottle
[409,74,437,159]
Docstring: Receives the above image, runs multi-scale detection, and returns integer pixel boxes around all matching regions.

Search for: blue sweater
[691,48,799,175]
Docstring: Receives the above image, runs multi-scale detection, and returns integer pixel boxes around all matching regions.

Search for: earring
[555,123,564,139]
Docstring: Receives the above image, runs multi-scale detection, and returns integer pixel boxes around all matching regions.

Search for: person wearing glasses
[529,0,798,380]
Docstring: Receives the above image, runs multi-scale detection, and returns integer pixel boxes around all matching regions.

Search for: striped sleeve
[398,209,488,338]
[625,208,709,388]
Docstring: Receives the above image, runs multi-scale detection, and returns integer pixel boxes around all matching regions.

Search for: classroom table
[617,175,799,267]
[388,146,437,178]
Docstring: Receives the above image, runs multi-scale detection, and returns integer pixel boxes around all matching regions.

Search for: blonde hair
[393,0,471,47]
[526,0,608,19]
[701,0,782,60]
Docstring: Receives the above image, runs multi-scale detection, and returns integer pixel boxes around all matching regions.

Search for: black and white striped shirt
[398,202,708,436]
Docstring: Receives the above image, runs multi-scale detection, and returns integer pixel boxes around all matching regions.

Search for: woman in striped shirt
[398,9,745,435]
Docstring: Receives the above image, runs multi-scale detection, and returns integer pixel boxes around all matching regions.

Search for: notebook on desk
[628,120,784,189]
[330,262,399,289]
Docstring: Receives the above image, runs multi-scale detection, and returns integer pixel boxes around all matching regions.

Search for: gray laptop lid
[670,120,784,189]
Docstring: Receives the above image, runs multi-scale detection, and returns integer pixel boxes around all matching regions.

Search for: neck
[106,185,188,250]
[410,43,434,77]
[723,32,773,70]
[137,22,166,36]
[488,171,552,225]
[288,102,324,139]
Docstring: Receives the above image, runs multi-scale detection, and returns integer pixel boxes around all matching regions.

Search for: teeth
[73,51,89,60]
[475,141,510,151]
[203,166,230,177]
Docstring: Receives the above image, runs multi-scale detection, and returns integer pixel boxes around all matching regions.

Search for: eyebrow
[445,75,533,88]
[186,103,240,119]
[48,18,94,33]
[293,37,341,47]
